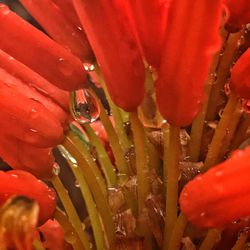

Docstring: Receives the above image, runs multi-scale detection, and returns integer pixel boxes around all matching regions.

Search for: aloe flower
[0,170,56,225]
[1,0,250,249]
[180,147,250,228]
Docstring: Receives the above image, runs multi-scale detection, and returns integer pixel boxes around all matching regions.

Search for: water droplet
[200,212,206,217]
[83,63,95,72]
[70,88,100,124]
[0,4,10,15]
[74,180,80,188]
[52,163,60,176]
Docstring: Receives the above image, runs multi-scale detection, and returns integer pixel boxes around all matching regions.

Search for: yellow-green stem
[217,104,243,161]
[230,113,250,150]
[58,146,106,250]
[199,229,221,250]
[95,64,131,152]
[54,208,84,250]
[51,176,91,250]
[167,213,188,250]
[130,111,150,214]
[206,31,242,121]
[203,93,240,171]
[163,124,180,249]
[63,134,115,246]
[83,123,117,187]
[231,233,248,250]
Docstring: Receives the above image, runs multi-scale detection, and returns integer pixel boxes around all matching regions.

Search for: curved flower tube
[155,0,222,126]
[180,146,250,228]
[0,135,54,180]
[230,48,250,99]
[125,0,170,68]
[19,0,94,62]
[72,0,145,111]
[223,0,250,33]
[0,49,69,112]
[0,4,86,91]
[0,79,64,147]
[0,170,56,225]
[39,219,71,250]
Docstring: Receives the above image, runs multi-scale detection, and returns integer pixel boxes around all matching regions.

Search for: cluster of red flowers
[0,0,250,249]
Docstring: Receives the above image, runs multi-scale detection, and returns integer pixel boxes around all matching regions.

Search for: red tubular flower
[0,49,69,112]
[72,0,145,111]
[155,0,222,126]
[0,79,63,147]
[51,0,83,28]
[125,0,170,68]
[230,48,250,99]
[19,0,94,62]
[0,135,54,180]
[0,4,86,91]
[180,147,250,228]
[223,0,250,33]
[39,219,72,250]
[0,170,56,225]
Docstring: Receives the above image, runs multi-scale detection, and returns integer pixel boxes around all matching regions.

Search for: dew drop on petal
[70,88,100,124]
[52,163,61,176]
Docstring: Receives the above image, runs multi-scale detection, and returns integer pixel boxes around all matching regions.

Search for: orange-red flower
[180,147,250,228]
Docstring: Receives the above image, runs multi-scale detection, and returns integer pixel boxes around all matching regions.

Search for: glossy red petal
[72,0,145,111]
[0,135,54,180]
[20,0,93,62]
[0,4,86,91]
[180,147,250,228]
[230,48,250,99]
[0,80,64,147]
[0,49,69,111]
[0,170,56,225]
[223,0,250,32]
[125,0,170,68]
[0,67,68,126]
[39,219,66,250]
[155,0,222,126]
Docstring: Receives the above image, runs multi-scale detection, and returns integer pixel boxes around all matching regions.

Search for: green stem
[130,111,150,215]
[58,145,106,250]
[83,123,117,187]
[95,64,131,152]
[231,233,248,250]
[62,134,115,246]
[206,30,241,121]
[167,213,188,250]
[51,176,91,250]
[203,93,240,171]
[54,208,84,250]
[199,229,221,250]
[98,100,130,177]
[163,124,180,249]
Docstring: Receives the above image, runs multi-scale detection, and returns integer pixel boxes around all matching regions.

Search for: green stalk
[63,133,115,247]
[98,100,130,177]
[198,229,221,250]
[130,111,152,250]
[58,145,106,250]
[51,176,91,250]
[203,93,240,171]
[95,64,131,152]
[68,129,107,197]
[167,213,188,250]
[163,124,180,249]
[54,208,84,250]
[206,30,242,121]
[231,233,248,250]
[83,123,117,187]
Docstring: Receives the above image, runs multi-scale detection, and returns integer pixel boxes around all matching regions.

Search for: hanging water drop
[70,88,100,124]
[52,163,61,176]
